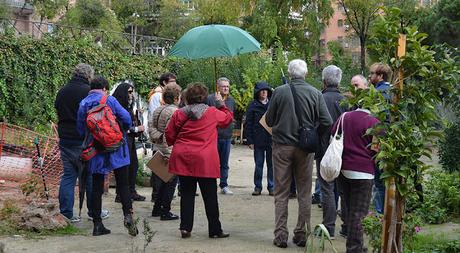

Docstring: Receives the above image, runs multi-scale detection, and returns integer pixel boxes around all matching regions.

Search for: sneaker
[268,190,274,196]
[88,209,110,221]
[273,239,288,248]
[221,187,233,195]
[68,216,81,223]
[252,189,261,196]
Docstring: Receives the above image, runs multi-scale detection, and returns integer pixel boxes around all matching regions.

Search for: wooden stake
[381,33,406,253]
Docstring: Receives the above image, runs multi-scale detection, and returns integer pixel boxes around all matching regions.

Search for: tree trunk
[360,36,366,74]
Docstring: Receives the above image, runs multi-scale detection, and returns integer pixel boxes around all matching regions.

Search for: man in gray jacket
[266,59,332,248]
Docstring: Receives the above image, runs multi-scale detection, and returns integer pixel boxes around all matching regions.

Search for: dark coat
[245,82,272,149]
[316,87,346,159]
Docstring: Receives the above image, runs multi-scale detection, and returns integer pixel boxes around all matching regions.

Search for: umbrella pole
[213,58,218,93]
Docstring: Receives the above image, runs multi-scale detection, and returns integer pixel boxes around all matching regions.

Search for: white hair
[288,59,308,79]
[352,74,368,85]
[217,77,230,86]
[322,65,342,87]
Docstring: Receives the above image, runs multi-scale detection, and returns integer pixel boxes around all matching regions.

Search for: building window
[338,19,343,27]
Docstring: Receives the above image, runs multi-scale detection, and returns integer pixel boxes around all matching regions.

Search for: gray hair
[217,77,230,86]
[288,59,308,79]
[322,65,342,88]
[352,74,368,85]
[73,63,94,81]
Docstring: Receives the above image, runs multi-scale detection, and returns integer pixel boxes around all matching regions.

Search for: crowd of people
[54,59,392,252]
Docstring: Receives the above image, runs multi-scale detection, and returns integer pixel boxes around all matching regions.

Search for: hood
[180,103,209,120]
[253,81,273,100]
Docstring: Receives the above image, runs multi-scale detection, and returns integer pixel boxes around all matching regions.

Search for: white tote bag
[320,112,347,182]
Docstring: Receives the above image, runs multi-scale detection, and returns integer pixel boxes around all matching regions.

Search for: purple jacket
[332,110,380,175]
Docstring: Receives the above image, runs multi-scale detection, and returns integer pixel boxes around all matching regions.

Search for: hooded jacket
[245,81,272,149]
[165,103,233,178]
[77,90,132,174]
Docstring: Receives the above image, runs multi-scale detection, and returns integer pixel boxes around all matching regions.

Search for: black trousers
[153,175,178,214]
[337,174,373,253]
[127,136,138,194]
[93,166,132,223]
[179,176,222,236]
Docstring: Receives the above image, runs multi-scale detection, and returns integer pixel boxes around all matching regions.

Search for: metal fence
[0,18,176,56]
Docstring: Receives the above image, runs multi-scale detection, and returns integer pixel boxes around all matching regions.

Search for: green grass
[406,233,460,253]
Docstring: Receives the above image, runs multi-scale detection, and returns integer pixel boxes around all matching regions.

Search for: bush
[439,122,460,173]
[0,33,167,132]
[408,170,460,224]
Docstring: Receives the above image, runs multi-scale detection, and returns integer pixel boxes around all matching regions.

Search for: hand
[248,144,254,150]
[137,125,145,132]
[215,92,223,102]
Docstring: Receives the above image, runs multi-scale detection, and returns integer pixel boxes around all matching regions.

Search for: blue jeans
[217,138,231,189]
[58,144,93,219]
[373,168,385,214]
[253,146,273,191]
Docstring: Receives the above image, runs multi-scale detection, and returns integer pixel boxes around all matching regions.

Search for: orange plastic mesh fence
[0,122,63,199]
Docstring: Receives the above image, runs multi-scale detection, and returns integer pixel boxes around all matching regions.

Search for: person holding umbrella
[206,77,235,195]
[77,76,138,237]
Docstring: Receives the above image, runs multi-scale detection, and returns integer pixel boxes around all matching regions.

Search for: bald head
[351,75,368,90]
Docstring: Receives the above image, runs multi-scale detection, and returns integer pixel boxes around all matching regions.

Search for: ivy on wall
[0,34,167,132]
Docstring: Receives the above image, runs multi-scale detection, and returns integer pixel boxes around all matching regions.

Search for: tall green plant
[349,7,459,250]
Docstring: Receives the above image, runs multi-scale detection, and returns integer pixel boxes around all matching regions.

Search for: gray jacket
[265,78,332,146]
[206,94,235,139]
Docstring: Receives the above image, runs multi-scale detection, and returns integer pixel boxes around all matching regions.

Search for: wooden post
[381,34,406,253]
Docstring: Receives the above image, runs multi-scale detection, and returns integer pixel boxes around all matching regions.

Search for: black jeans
[179,176,223,236]
[93,166,132,223]
[128,136,139,194]
[153,175,178,214]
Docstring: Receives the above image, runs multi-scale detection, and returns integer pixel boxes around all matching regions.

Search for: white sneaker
[88,209,110,221]
[68,216,81,223]
[221,187,233,195]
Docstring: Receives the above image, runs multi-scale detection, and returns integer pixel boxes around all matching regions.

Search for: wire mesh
[0,122,63,199]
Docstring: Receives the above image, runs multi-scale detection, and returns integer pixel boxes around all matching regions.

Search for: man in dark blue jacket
[369,62,392,214]
[245,81,273,196]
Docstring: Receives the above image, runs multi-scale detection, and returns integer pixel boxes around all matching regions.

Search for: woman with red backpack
[77,76,138,237]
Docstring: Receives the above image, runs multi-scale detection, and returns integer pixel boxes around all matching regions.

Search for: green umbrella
[168,24,261,89]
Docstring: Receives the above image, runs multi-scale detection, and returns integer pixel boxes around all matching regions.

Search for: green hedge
[0,34,167,132]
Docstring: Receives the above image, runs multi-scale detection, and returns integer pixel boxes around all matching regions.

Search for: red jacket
[166,104,233,178]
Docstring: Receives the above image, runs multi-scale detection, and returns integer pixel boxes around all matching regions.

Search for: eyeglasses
[128,90,133,94]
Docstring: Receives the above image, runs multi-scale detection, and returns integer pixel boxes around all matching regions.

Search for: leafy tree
[111,0,148,27]
[154,0,199,39]
[0,0,11,19]
[416,0,460,47]
[28,0,69,22]
[337,0,383,73]
[193,0,251,25]
[244,0,334,60]
[350,7,459,252]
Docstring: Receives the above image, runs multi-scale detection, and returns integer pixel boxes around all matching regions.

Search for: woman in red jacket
[165,82,233,239]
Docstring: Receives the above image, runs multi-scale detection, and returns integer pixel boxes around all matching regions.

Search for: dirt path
[2,145,453,253]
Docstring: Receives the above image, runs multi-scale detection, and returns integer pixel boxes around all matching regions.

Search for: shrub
[439,121,460,173]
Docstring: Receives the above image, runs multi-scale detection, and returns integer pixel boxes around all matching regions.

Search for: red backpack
[86,95,123,152]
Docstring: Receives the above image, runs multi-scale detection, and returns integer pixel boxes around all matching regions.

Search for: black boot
[93,221,111,236]
[124,214,139,236]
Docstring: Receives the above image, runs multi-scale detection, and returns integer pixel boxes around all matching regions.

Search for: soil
[0,145,457,253]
